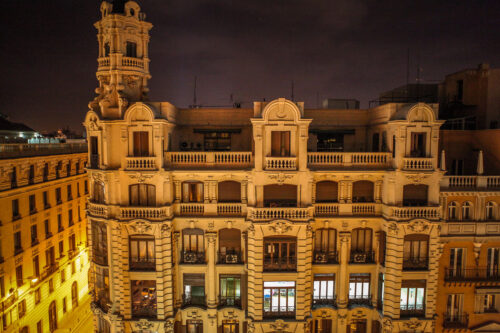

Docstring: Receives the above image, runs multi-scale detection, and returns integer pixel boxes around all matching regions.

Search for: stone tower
[89,0,153,119]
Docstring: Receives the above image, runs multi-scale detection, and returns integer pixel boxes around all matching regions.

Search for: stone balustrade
[165,152,253,169]
[403,157,434,170]
[390,206,440,220]
[352,203,377,215]
[308,152,391,168]
[122,56,144,68]
[265,157,297,170]
[125,157,157,170]
[119,206,171,220]
[248,207,313,222]
[314,203,339,216]
[178,203,205,215]
[87,202,109,218]
[97,57,110,68]
[442,175,500,189]
[217,203,244,216]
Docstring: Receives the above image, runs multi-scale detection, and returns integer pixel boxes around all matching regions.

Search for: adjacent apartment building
[0,143,89,332]
[84,2,482,332]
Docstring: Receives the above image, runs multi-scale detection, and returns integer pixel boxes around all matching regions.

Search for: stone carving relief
[270,319,289,333]
[387,222,398,236]
[129,172,153,183]
[128,221,152,234]
[268,173,293,185]
[164,319,175,333]
[161,224,171,234]
[407,220,429,233]
[406,173,429,183]
[268,221,292,234]
[403,318,422,330]
[134,319,153,330]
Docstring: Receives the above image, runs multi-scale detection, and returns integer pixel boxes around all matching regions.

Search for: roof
[0,117,35,132]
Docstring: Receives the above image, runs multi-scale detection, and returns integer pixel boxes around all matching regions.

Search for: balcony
[125,157,156,170]
[165,151,253,169]
[312,297,337,309]
[120,206,171,220]
[179,203,204,216]
[132,304,157,319]
[403,157,434,170]
[247,207,313,222]
[389,206,440,220]
[265,157,297,170]
[308,152,391,169]
[403,257,429,271]
[93,251,108,267]
[263,257,296,272]
[217,203,243,216]
[182,294,207,309]
[313,251,339,264]
[263,309,295,318]
[93,297,111,313]
[0,293,17,312]
[218,296,242,308]
[97,57,110,69]
[181,251,205,264]
[443,313,468,329]
[442,175,500,190]
[349,251,375,264]
[444,267,500,282]
[88,202,109,218]
[130,257,156,271]
[352,203,378,215]
[314,203,339,216]
[122,56,145,69]
[400,305,425,318]
[217,251,243,265]
[348,295,372,308]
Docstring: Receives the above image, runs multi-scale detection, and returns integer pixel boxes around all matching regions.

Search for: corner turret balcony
[388,206,440,221]
[308,152,391,169]
[122,56,145,69]
[97,57,110,70]
[87,202,109,218]
[165,151,253,169]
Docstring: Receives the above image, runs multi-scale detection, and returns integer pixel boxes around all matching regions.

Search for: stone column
[241,181,248,204]
[338,232,351,308]
[375,180,383,203]
[174,181,181,203]
[206,232,217,308]
[173,232,182,308]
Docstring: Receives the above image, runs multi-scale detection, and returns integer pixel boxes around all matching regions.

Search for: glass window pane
[288,288,295,311]
[327,281,334,298]
[313,281,320,298]
[416,288,424,309]
[400,288,408,307]
[408,288,416,309]
[263,289,271,311]
[280,289,287,311]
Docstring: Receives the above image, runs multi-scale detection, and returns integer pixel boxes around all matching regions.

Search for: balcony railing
[314,203,339,216]
[348,295,372,307]
[390,206,440,220]
[218,296,242,308]
[265,157,297,170]
[403,157,433,170]
[403,257,429,271]
[119,206,171,220]
[181,251,205,264]
[248,207,313,222]
[263,309,295,318]
[97,57,110,68]
[349,251,375,264]
[92,251,108,266]
[263,257,297,272]
[125,157,156,170]
[400,304,425,317]
[352,203,377,215]
[0,143,87,159]
[217,251,243,264]
[217,203,243,216]
[165,152,253,169]
[129,257,156,271]
[182,294,207,309]
[313,251,339,264]
[312,297,337,308]
[443,313,468,329]
[442,175,500,189]
[444,267,500,282]
[132,304,157,319]
[122,56,144,69]
[88,202,108,218]
[179,203,205,215]
[308,152,391,168]
[1,293,17,312]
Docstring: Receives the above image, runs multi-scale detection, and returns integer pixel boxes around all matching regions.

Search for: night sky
[2,0,500,133]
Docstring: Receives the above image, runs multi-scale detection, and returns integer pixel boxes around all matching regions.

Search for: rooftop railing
[0,143,87,159]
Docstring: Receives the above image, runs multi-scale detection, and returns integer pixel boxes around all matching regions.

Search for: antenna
[193,76,198,106]
[291,80,295,101]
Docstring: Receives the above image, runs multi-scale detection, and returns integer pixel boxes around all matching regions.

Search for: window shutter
[130,185,138,206]
[147,185,156,206]
[196,183,203,202]
[182,183,189,202]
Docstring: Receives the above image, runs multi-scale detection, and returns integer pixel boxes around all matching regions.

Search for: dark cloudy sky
[2,0,500,132]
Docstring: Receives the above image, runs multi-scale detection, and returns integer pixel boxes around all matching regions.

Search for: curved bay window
[352,181,374,203]
[263,281,295,318]
[403,184,428,206]
[94,266,110,312]
[93,182,105,204]
[129,184,155,206]
[182,182,204,203]
[129,236,155,271]
[264,237,296,271]
[182,229,205,264]
[314,229,337,264]
[403,235,429,270]
[218,229,242,264]
[91,221,108,266]
[316,181,338,202]
[350,228,374,263]
[131,280,157,318]
[218,181,241,202]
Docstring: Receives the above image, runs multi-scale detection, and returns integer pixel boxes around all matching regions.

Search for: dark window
[57,214,63,232]
[410,132,426,157]
[313,319,333,333]
[379,231,386,266]
[221,321,238,333]
[33,255,40,277]
[316,132,344,152]
[11,167,17,188]
[29,194,36,214]
[126,41,137,58]
[44,219,51,238]
[92,221,108,266]
[31,225,38,245]
[451,159,464,175]
[271,131,290,157]
[372,133,380,152]
[43,163,49,181]
[186,320,203,333]
[84,180,88,194]
[314,229,337,264]
[93,182,105,204]
[129,236,155,271]
[403,235,429,270]
[264,184,297,207]
[352,181,374,203]
[16,265,23,287]
[0,276,4,298]
[217,181,241,202]
[18,300,26,318]
[203,132,231,151]
[133,131,149,156]
[131,280,157,318]
[263,281,295,317]
[90,137,99,168]
[29,165,35,184]
[12,199,20,220]
[67,185,72,200]
[14,232,22,254]
[56,161,62,179]
[350,228,373,263]
[62,297,67,313]
[43,191,49,208]
[315,181,338,203]
[59,241,64,258]
[49,301,57,332]
[68,209,74,226]
[56,188,62,204]
[46,247,55,267]
[66,163,71,177]
[403,184,428,206]
[35,288,41,304]
[104,43,110,57]
[37,321,42,333]
[129,184,156,206]
[264,237,296,271]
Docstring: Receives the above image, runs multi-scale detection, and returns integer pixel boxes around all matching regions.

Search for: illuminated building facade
[0,143,89,332]
[84,2,453,332]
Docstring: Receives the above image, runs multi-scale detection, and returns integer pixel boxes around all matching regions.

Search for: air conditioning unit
[353,253,367,263]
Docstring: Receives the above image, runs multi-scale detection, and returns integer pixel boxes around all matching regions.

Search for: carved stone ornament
[306,225,313,237]
[268,221,292,234]
[269,172,293,185]
[161,224,171,234]
[186,310,202,320]
[135,319,153,330]
[337,312,347,325]
[247,322,255,333]
[403,318,422,330]
[128,221,152,234]
[387,222,398,236]
[351,309,366,320]
[406,173,429,183]
[164,318,175,333]
[206,232,217,244]
[303,322,311,333]
[339,232,350,243]
[247,224,255,236]
[270,319,289,333]
[88,116,100,131]
[408,220,429,233]
[223,309,239,320]
[129,172,153,183]
[382,317,393,333]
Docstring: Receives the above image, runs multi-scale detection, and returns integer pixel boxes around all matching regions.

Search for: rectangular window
[44,219,51,238]
[67,185,72,200]
[126,41,137,58]
[203,132,232,151]
[59,241,64,258]
[451,159,464,175]
[130,280,157,317]
[92,221,108,266]
[68,209,74,226]
[372,133,380,152]
[182,182,204,203]
[18,300,26,319]
[16,265,23,287]
[0,276,4,298]
[95,267,110,310]
[77,183,80,197]
[263,281,295,317]
[129,184,156,206]
[69,234,76,252]
[446,294,464,319]
[37,321,42,333]
[43,191,49,208]
[403,235,429,270]
[221,321,238,333]
[183,274,205,307]
[400,280,426,317]
[314,229,337,263]
[12,199,20,220]
[263,238,297,271]
[129,236,155,270]
[271,131,291,157]
[448,248,466,278]
[29,194,36,214]
[457,80,464,101]
[377,273,384,310]
[312,319,332,333]
[33,255,40,277]
[313,274,335,306]
[133,131,149,157]
[49,278,54,293]
[182,230,205,263]
[58,214,63,231]
[487,248,500,278]
[410,132,426,157]
[60,268,66,283]
[14,232,22,254]
[31,225,38,245]
[46,247,55,267]
[219,275,241,307]
[56,188,62,204]
[84,180,88,194]
[186,320,203,333]
[71,261,76,274]
[349,274,370,304]
[35,288,41,304]
[62,297,67,313]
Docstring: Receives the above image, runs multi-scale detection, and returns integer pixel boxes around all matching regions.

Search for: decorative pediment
[268,172,294,184]
[262,98,301,122]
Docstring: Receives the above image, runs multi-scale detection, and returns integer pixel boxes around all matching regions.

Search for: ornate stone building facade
[0,143,89,332]
[84,2,455,333]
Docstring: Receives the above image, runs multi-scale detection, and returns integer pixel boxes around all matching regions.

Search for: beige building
[0,143,89,332]
[85,2,452,333]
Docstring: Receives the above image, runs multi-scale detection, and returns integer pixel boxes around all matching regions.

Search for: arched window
[71,282,78,308]
[314,229,337,263]
[462,202,473,220]
[316,181,338,203]
[218,181,241,202]
[49,301,57,332]
[182,182,203,203]
[93,182,105,204]
[352,181,374,203]
[20,327,29,333]
[448,202,458,220]
[486,202,496,220]
[403,184,428,206]
[129,184,156,206]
